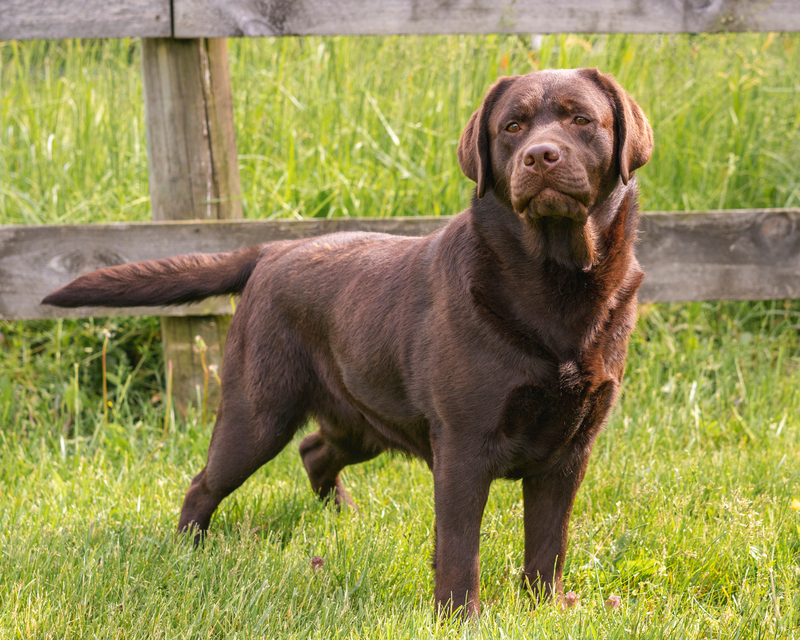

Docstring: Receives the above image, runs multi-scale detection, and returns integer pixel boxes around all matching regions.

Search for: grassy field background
[1,34,799,637]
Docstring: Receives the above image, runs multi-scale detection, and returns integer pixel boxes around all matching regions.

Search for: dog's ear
[458,76,516,198]
[585,69,654,185]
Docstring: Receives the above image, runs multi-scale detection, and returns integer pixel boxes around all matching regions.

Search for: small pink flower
[311,556,325,571]
[605,594,622,610]
[556,591,578,609]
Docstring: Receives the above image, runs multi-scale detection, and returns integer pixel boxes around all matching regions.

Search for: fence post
[141,37,241,416]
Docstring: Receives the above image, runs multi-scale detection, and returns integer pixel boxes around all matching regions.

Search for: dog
[43,68,653,617]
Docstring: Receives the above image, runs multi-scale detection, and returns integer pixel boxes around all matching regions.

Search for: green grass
[2,33,800,224]
[1,34,800,638]
[2,302,799,638]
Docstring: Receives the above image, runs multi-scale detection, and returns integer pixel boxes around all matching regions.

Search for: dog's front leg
[521,457,590,599]
[432,449,491,618]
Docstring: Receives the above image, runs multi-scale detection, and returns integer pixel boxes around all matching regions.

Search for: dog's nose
[523,143,561,171]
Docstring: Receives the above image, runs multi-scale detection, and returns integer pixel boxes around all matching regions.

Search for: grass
[1,33,800,638]
[2,33,800,224]
[2,302,799,638]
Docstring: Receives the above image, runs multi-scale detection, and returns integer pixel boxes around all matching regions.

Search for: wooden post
[141,37,242,416]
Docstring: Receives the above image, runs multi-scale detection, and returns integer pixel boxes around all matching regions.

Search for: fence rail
[2,208,799,321]
[0,0,170,40]
[4,0,800,41]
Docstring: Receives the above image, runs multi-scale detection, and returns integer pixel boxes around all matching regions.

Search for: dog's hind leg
[177,394,306,535]
[298,417,381,511]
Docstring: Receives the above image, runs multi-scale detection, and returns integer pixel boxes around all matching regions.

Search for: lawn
[1,33,799,638]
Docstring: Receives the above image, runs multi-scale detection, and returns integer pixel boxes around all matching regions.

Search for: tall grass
[2,33,800,226]
[1,33,799,638]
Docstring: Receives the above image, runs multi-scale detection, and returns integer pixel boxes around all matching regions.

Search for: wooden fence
[5,0,800,40]
[2,0,799,410]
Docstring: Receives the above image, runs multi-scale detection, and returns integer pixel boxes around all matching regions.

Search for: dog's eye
[506,123,521,133]
[573,116,590,125]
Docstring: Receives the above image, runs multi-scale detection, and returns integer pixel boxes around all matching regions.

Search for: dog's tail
[42,245,263,308]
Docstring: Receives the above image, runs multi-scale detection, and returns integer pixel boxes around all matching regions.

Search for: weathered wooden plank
[637,209,800,303]
[2,209,799,320]
[142,39,242,223]
[0,0,171,40]
[4,0,797,42]
[3,0,796,43]
[0,218,447,320]
[174,0,800,38]
[141,37,243,414]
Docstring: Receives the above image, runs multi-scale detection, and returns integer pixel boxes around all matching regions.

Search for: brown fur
[43,68,653,617]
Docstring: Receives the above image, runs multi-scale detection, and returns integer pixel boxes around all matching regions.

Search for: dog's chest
[495,344,618,479]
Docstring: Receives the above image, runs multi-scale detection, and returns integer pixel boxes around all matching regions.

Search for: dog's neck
[465,181,643,358]
[469,180,640,277]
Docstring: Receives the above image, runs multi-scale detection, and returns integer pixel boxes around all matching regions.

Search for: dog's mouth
[509,184,599,269]
[514,187,589,223]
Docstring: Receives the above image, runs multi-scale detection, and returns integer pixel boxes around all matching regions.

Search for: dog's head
[458,69,653,227]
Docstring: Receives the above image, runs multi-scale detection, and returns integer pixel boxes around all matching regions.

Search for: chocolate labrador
[44,68,653,617]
